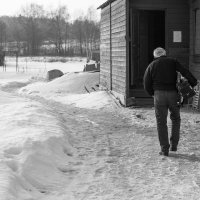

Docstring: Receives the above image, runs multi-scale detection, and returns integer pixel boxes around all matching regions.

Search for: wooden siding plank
[101,19,111,25]
[112,72,126,80]
[112,15,126,25]
[101,34,126,40]
[111,23,126,31]
[112,49,126,54]
[100,3,111,82]
[100,0,127,95]
[112,65,126,71]
[112,0,126,10]
[101,15,110,22]
[101,30,110,35]
[101,25,111,31]
[112,11,126,20]
[112,7,126,16]
[111,0,127,94]
[112,81,126,88]
[112,81,126,89]
[112,27,126,34]
[101,22,111,28]
[112,60,126,66]
[111,32,126,38]
[112,84,126,91]
[111,17,126,28]
[112,0,125,7]
[111,6,126,16]
[112,84,126,95]
[112,69,126,75]
[112,2,125,10]
[111,37,126,43]
[112,67,126,72]
[101,59,111,65]
[101,69,110,75]
[112,72,126,79]
[101,28,110,33]
[112,64,126,70]
[111,56,126,62]
[112,41,126,47]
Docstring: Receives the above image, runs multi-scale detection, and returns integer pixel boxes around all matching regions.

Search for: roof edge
[97,0,117,9]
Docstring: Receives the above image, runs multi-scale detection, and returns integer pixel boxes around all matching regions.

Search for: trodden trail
[31,96,200,200]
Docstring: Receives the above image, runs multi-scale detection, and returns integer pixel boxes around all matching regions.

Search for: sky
[0,0,106,19]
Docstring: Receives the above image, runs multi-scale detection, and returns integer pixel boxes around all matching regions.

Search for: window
[194,9,200,55]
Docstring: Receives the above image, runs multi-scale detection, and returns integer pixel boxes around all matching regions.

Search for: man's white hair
[153,47,166,58]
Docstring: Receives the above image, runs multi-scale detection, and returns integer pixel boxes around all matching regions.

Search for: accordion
[177,79,196,100]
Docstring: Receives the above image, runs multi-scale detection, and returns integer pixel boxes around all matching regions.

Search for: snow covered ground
[0,57,200,200]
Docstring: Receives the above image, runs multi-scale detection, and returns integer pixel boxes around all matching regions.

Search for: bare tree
[0,20,7,50]
[47,5,69,56]
[0,5,100,57]
[19,3,44,55]
[72,18,84,56]
[84,7,100,61]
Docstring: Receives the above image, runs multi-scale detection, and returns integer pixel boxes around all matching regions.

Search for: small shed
[98,0,200,106]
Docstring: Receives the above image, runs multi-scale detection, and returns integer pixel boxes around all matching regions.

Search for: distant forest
[0,4,100,60]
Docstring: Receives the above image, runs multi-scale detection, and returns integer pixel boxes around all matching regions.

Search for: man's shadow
[169,153,200,162]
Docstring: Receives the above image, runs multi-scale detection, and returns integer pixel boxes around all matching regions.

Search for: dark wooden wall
[129,0,190,68]
[111,0,127,94]
[100,0,127,96]
[189,0,200,80]
[99,0,193,106]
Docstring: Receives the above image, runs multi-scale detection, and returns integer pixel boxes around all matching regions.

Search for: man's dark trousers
[154,90,181,152]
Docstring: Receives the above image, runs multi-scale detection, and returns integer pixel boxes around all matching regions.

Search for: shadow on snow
[170,153,200,162]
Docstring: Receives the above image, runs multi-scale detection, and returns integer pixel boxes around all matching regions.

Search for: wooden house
[98,0,200,106]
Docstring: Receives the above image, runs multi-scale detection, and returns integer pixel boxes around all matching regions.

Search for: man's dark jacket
[143,56,197,96]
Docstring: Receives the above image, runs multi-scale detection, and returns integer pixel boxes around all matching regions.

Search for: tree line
[0,4,100,60]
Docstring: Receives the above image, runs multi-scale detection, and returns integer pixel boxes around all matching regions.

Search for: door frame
[127,6,167,98]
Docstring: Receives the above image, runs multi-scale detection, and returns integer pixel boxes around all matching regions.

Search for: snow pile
[18,72,114,110]
[0,63,117,199]
[0,91,75,200]
[20,72,99,94]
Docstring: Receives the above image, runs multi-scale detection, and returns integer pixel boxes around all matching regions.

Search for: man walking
[143,47,197,156]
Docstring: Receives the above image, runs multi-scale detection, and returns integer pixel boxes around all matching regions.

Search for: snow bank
[0,91,75,200]
[0,60,116,199]
[18,72,115,110]
[53,91,113,109]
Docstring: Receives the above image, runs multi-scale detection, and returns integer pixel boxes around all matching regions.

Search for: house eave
[97,0,117,9]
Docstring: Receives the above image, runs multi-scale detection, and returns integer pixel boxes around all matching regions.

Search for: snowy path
[1,77,200,199]
[24,97,200,200]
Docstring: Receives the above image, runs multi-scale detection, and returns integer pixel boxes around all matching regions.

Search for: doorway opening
[129,10,165,93]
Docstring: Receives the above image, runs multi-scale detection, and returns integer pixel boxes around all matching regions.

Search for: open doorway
[129,10,165,93]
